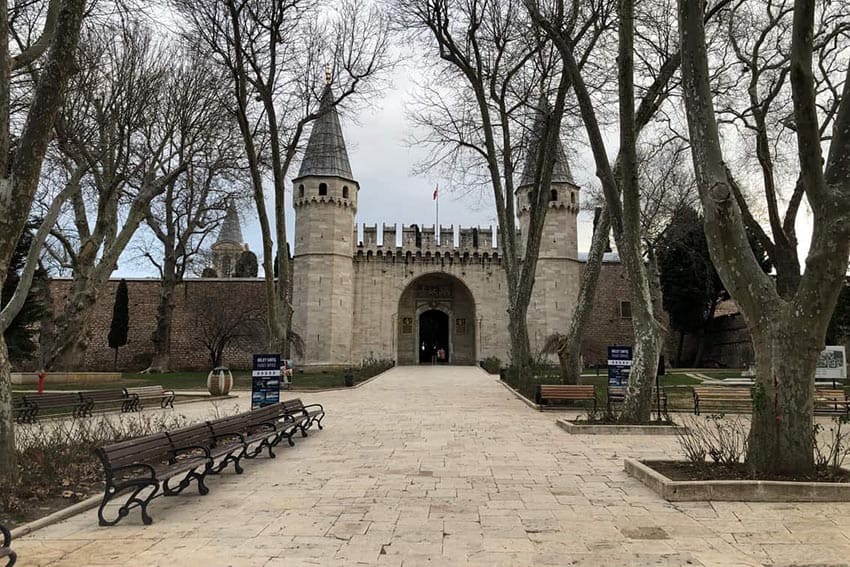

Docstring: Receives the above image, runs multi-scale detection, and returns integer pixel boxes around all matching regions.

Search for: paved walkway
[15,366,850,566]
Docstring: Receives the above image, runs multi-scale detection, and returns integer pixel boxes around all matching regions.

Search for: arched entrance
[418,309,449,363]
[397,273,476,365]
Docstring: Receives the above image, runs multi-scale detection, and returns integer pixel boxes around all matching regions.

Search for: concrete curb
[496,379,542,411]
[11,494,101,539]
[625,458,850,502]
[557,419,687,435]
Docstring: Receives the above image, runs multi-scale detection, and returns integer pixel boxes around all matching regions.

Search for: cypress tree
[107,279,130,370]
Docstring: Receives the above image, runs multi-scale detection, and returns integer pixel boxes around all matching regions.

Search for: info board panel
[252,353,281,410]
[607,346,633,388]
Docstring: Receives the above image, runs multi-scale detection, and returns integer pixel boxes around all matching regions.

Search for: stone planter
[625,459,850,502]
[557,419,687,435]
[207,367,233,396]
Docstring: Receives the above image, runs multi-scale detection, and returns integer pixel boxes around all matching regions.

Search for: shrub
[676,415,749,465]
[479,356,501,374]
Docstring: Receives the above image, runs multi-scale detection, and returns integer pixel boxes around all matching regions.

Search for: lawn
[13,365,390,392]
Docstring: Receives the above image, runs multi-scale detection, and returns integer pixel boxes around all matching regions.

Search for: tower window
[620,301,632,319]
[319,183,328,196]
[571,191,576,204]
[342,185,349,199]
[550,189,558,202]
[299,184,304,198]
[527,191,533,205]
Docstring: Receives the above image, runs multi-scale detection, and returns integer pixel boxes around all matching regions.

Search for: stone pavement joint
[15,366,850,566]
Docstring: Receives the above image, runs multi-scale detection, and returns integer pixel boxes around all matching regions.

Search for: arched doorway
[397,273,476,365]
[418,309,449,363]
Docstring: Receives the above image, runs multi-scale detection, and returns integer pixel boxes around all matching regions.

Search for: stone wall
[39,260,639,372]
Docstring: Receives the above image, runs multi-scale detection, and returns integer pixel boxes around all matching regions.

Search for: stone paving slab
[14,366,850,566]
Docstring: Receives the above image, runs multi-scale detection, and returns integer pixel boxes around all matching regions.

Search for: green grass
[13,366,389,393]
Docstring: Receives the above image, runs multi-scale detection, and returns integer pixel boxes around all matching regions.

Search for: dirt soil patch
[645,460,850,483]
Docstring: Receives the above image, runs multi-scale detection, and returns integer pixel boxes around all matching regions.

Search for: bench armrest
[302,403,324,412]
[1,523,10,547]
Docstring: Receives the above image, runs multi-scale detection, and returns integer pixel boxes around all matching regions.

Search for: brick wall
[45,278,268,371]
[579,262,637,366]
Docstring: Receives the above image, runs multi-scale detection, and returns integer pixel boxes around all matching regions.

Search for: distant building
[211,202,245,278]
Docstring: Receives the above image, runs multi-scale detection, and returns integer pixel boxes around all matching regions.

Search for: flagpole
[435,184,439,245]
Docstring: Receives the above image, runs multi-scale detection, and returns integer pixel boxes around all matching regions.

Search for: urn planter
[207,366,233,396]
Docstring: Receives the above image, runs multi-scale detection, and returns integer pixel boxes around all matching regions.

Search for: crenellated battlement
[354,223,502,255]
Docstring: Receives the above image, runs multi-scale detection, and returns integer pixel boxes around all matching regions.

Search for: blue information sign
[607,346,632,387]
[252,353,281,409]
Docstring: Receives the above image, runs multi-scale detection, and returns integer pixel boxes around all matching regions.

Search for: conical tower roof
[518,96,575,189]
[295,86,354,181]
[215,201,243,247]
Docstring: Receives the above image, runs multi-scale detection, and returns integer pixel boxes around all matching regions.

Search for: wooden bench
[80,389,133,416]
[693,387,753,415]
[18,392,88,423]
[95,432,211,526]
[12,394,35,424]
[607,386,668,419]
[536,385,597,412]
[281,398,325,432]
[814,388,850,416]
[166,422,246,475]
[206,410,283,461]
[125,385,175,411]
[0,523,15,567]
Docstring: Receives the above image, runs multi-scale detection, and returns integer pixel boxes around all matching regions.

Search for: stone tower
[515,97,581,348]
[515,98,580,259]
[212,202,245,278]
[292,84,358,367]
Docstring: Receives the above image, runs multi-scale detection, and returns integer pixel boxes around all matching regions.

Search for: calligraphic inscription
[416,284,452,299]
[402,317,413,334]
[456,318,467,335]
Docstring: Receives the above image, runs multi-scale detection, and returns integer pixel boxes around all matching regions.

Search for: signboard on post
[816,346,847,381]
[252,353,281,410]
[607,346,633,387]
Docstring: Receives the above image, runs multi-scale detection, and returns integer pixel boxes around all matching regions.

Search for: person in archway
[437,346,446,364]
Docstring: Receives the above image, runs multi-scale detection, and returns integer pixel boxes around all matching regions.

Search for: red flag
[433,185,438,200]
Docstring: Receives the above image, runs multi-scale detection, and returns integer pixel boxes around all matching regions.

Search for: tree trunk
[147,266,177,372]
[619,308,662,423]
[676,330,685,368]
[558,208,611,385]
[746,316,817,474]
[43,271,97,370]
[0,332,16,481]
[507,309,531,373]
[693,328,706,367]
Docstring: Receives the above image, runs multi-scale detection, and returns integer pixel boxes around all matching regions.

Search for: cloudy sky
[115,59,601,277]
[115,51,817,278]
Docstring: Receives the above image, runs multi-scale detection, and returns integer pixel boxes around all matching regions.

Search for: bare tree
[527,0,729,402]
[711,0,850,298]
[173,0,392,358]
[679,0,850,474]
[395,0,614,372]
[194,296,263,368]
[139,56,245,373]
[0,0,86,478]
[42,24,231,370]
